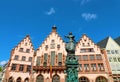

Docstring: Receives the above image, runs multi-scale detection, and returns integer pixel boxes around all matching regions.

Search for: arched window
[79,76,89,82]
[8,77,13,82]
[52,74,60,82]
[16,77,21,82]
[24,78,29,82]
[96,76,107,82]
[36,74,44,82]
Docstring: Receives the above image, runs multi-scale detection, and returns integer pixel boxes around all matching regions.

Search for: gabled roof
[114,36,120,46]
[76,34,95,46]
[97,37,110,48]
[37,26,65,50]
[13,35,34,50]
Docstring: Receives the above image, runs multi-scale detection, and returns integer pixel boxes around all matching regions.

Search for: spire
[52,25,57,32]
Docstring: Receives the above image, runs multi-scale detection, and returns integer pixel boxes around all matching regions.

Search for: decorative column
[64,32,79,82]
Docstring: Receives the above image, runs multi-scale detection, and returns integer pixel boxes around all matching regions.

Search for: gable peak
[52,25,57,33]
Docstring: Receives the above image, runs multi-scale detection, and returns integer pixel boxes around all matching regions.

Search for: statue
[65,32,78,82]
[65,32,76,54]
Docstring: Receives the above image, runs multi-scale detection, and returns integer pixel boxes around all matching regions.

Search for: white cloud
[81,0,91,5]
[0,60,8,66]
[81,13,97,21]
[45,7,55,15]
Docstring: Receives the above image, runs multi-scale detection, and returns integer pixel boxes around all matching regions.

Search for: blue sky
[0,0,120,65]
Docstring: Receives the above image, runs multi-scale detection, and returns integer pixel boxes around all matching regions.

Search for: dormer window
[19,48,23,52]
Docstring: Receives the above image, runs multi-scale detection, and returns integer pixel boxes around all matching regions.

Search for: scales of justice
[64,32,79,82]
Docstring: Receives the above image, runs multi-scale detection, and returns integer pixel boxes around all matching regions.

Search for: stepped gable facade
[3,35,34,82]
[3,26,114,82]
[75,34,112,82]
[33,26,67,82]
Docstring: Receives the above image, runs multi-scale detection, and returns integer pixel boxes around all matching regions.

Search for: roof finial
[52,25,57,32]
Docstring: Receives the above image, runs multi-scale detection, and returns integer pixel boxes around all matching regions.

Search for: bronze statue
[65,32,78,82]
[65,32,76,54]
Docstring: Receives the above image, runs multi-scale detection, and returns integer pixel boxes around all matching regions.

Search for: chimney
[52,25,57,32]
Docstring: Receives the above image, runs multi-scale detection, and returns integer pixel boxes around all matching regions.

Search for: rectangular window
[57,44,60,49]
[111,64,116,71]
[96,54,102,60]
[26,49,30,53]
[50,44,55,49]
[14,55,19,60]
[91,64,96,71]
[118,58,120,62]
[80,49,86,53]
[113,57,117,62]
[36,56,40,66]
[45,45,48,50]
[58,53,62,66]
[107,50,110,54]
[22,56,26,61]
[51,40,54,43]
[50,40,55,49]
[98,63,104,71]
[84,64,89,71]
[116,63,120,71]
[88,48,94,52]
[89,55,95,60]
[11,64,17,71]
[115,50,119,54]
[88,43,90,46]
[43,53,48,66]
[19,64,24,71]
[109,57,112,62]
[51,51,55,66]
[113,77,117,81]
[82,43,85,46]
[82,55,88,61]
[76,55,81,61]
[79,64,82,71]
[28,57,32,62]
[19,48,23,52]
[118,77,120,81]
[26,65,31,72]
[111,50,115,54]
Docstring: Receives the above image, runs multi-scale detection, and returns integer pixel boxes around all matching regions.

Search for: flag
[50,64,52,78]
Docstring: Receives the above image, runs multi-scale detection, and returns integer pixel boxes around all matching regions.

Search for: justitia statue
[65,32,78,82]
[65,32,76,54]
